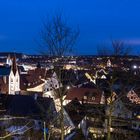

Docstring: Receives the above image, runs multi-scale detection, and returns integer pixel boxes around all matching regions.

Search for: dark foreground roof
[0,66,11,76]
[0,94,56,120]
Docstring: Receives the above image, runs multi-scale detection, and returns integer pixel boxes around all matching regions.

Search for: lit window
[84,96,87,100]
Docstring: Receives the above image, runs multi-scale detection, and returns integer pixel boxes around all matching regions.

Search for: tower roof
[11,55,17,75]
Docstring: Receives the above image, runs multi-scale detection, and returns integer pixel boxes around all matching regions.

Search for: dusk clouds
[124,39,140,46]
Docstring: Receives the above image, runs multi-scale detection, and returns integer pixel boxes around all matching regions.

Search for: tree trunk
[107,108,112,140]
[60,97,64,140]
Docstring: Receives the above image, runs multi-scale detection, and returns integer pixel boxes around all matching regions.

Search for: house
[0,93,56,139]
[43,71,59,98]
[64,98,105,139]
[104,89,140,137]
[64,87,105,105]
[20,67,47,92]
[64,99,86,135]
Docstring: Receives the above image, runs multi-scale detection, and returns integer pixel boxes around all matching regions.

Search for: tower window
[11,78,13,82]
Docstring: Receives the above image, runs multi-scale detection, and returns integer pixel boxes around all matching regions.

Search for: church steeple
[9,53,20,95]
[11,55,17,75]
[107,59,112,67]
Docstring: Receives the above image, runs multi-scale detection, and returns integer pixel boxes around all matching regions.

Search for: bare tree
[40,14,79,140]
[111,40,132,56]
[97,44,111,56]
[40,14,79,56]
[97,40,132,56]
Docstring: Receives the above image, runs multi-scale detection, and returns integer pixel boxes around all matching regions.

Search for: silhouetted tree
[40,13,79,140]
[97,40,132,56]
[112,40,131,56]
[97,44,111,56]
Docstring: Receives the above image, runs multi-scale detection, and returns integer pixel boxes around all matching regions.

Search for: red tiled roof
[66,87,102,104]
[0,77,8,93]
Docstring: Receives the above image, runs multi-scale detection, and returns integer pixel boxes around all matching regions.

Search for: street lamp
[133,65,137,69]
[66,86,70,90]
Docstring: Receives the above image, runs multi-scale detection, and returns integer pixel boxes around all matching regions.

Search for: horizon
[0,51,140,57]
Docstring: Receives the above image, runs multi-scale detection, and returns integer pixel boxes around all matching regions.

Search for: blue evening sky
[0,0,140,55]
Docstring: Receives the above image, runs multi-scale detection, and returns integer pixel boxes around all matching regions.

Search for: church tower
[107,59,112,67]
[9,55,20,95]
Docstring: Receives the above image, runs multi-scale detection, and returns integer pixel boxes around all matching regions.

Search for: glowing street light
[133,65,137,69]
[66,86,70,90]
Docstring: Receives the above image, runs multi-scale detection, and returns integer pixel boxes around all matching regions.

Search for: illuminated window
[84,96,87,100]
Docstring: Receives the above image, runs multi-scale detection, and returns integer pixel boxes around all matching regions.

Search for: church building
[0,55,20,94]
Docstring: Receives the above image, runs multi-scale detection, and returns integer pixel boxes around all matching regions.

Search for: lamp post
[44,122,46,140]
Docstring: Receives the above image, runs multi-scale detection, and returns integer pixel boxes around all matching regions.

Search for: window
[130,96,133,100]
[133,123,136,128]
[92,97,95,100]
[84,96,87,100]
[11,78,13,82]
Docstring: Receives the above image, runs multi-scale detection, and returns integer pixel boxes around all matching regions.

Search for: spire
[107,59,112,67]
[11,54,17,75]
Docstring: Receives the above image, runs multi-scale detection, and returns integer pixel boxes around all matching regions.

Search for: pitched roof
[1,94,41,117]
[64,99,85,126]
[20,74,44,90]
[0,77,8,93]
[66,87,102,104]
[0,66,11,76]
[0,94,55,119]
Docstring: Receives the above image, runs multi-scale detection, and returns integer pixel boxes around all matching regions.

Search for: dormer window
[84,96,87,100]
